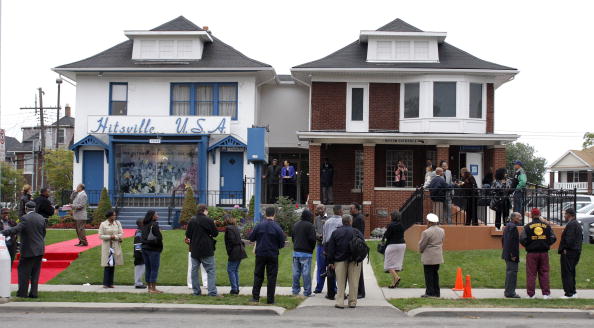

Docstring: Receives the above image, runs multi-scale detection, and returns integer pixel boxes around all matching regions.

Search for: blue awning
[208,135,247,152]
[70,135,110,163]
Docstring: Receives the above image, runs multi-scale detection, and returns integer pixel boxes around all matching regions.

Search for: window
[469,83,483,119]
[414,41,429,60]
[354,150,364,190]
[140,40,157,58]
[23,154,33,174]
[170,83,238,119]
[177,40,193,58]
[57,129,65,144]
[109,83,128,115]
[568,171,589,182]
[386,150,414,187]
[433,82,456,117]
[395,41,410,60]
[376,41,393,60]
[404,83,420,118]
[158,40,175,58]
[351,88,364,121]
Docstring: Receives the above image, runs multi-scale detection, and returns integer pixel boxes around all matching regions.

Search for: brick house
[291,19,519,235]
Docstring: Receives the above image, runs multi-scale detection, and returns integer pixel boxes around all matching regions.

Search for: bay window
[404,83,419,118]
[433,82,456,117]
[170,83,238,119]
[469,83,483,119]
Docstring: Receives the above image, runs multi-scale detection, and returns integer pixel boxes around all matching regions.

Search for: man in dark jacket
[263,159,281,203]
[291,209,316,296]
[249,206,286,304]
[2,201,46,298]
[559,208,583,298]
[520,208,556,299]
[326,214,364,309]
[321,159,334,204]
[186,204,219,296]
[428,168,451,223]
[34,188,54,219]
[502,212,522,298]
[313,205,328,294]
[350,203,365,298]
[0,208,18,264]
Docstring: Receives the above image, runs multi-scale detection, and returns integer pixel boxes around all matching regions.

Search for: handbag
[377,238,387,255]
[147,224,157,241]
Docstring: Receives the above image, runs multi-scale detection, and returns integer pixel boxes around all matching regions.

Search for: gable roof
[293,18,516,71]
[548,147,594,169]
[5,136,31,153]
[52,116,75,127]
[54,16,272,71]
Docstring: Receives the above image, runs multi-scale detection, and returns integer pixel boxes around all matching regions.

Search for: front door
[219,152,244,206]
[83,150,105,205]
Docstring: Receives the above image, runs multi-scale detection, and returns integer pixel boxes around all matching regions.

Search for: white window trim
[346,83,369,132]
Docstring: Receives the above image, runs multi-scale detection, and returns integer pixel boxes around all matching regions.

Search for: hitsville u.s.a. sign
[87,116,230,135]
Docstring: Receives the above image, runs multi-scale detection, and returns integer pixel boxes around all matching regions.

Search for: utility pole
[56,78,62,149]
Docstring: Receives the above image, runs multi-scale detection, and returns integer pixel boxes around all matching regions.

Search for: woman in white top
[99,210,124,288]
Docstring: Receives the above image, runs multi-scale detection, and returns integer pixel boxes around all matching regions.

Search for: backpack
[349,232,369,263]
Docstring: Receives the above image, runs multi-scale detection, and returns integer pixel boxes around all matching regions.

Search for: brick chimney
[202,26,209,31]
[65,104,71,117]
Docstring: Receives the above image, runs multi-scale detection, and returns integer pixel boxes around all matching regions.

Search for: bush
[240,222,255,240]
[371,227,387,239]
[207,206,226,226]
[247,195,255,219]
[92,188,112,225]
[274,196,299,235]
[179,187,197,225]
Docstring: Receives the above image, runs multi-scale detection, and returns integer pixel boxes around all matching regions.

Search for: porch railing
[554,182,592,191]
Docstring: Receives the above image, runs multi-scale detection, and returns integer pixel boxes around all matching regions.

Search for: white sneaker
[528,295,535,299]
[543,295,551,300]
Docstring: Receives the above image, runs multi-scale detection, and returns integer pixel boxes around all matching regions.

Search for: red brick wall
[492,146,507,170]
[308,144,321,208]
[371,189,416,229]
[369,83,399,131]
[311,82,346,130]
[322,144,363,205]
[436,146,450,166]
[486,83,494,133]
[362,145,376,238]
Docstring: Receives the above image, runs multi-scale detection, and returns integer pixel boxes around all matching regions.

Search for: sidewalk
[382,288,594,299]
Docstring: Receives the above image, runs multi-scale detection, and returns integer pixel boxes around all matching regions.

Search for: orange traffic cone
[452,267,464,291]
[462,275,474,299]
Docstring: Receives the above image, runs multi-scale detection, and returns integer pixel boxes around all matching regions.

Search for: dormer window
[361,31,445,63]
[126,30,213,61]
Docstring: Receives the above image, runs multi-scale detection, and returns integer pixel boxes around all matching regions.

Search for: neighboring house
[291,18,519,231]
[547,146,594,194]
[53,16,307,207]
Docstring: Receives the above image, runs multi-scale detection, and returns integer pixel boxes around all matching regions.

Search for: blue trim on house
[170,82,238,120]
[207,135,247,152]
[199,136,209,203]
[70,135,110,163]
[109,82,128,115]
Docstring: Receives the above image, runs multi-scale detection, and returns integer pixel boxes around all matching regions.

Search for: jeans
[103,266,115,286]
[192,256,217,296]
[314,245,326,292]
[560,250,580,297]
[513,190,524,220]
[227,261,241,293]
[526,252,550,297]
[252,255,279,304]
[423,264,440,297]
[504,260,519,297]
[292,257,313,296]
[142,250,161,283]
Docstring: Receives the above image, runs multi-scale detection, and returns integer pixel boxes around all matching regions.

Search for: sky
[1,0,593,168]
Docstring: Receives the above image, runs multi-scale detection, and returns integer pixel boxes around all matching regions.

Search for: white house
[547,146,594,194]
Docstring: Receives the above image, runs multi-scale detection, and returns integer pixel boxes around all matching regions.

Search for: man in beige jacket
[419,213,445,298]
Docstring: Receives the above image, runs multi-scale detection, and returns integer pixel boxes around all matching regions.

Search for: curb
[407,307,594,319]
[0,302,285,316]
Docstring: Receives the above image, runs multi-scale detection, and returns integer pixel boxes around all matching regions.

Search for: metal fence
[400,187,577,227]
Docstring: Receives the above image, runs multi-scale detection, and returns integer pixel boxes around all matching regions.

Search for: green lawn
[11,291,303,309]
[389,298,594,312]
[49,230,313,287]
[45,229,97,245]
[369,241,594,289]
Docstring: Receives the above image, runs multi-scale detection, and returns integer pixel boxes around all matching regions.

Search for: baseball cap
[531,208,541,216]
[514,160,523,166]
[427,213,439,223]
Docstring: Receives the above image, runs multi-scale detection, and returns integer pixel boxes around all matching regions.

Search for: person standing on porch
[72,184,88,247]
[419,213,445,298]
[558,208,582,299]
[502,212,522,298]
[520,208,556,299]
[512,160,527,217]
[263,159,281,204]
[492,168,512,230]
[423,162,436,188]
[394,160,408,187]
[281,160,296,201]
[313,204,328,294]
[458,168,479,225]
[186,204,219,296]
[321,159,334,205]
[291,209,316,297]
[428,168,451,224]
[350,203,365,299]
[440,161,453,222]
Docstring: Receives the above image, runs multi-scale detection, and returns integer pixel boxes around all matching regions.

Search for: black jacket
[249,219,286,257]
[321,163,334,187]
[428,175,449,202]
[502,221,520,262]
[326,225,363,264]
[141,222,163,253]
[133,228,144,265]
[186,214,219,259]
[383,221,405,245]
[292,219,316,254]
[520,219,556,253]
[558,219,583,254]
[225,225,247,262]
[19,193,31,217]
[2,211,46,258]
[265,165,281,184]
[34,195,54,218]
[352,213,365,235]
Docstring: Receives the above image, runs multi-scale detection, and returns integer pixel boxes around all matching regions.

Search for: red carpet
[11,229,136,284]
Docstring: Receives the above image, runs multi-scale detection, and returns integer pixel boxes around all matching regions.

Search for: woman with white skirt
[383,210,406,288]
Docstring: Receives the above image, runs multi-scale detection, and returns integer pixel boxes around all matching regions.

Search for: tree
[45,149,74,205]
[179,186,197,225]
[93,187,112,224]
[274,196,299,235]
[505,142,547,186]
[0,162,25,206]
[583,132,594,149]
